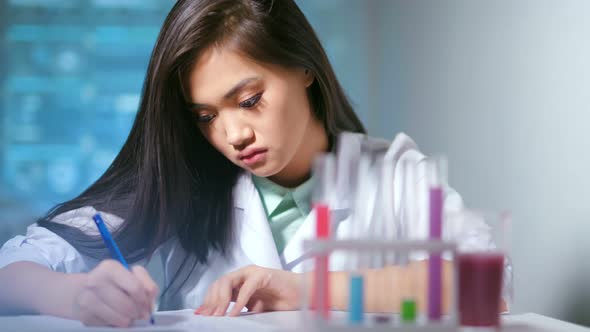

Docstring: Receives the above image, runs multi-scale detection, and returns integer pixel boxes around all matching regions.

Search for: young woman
[0,0,508,327]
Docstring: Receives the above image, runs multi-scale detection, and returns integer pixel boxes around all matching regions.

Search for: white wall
[370,0,590,323]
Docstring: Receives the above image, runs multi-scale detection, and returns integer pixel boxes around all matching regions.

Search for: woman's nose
[224,115,253,148]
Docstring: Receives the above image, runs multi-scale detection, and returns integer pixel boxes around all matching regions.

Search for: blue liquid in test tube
[348,274,364,324]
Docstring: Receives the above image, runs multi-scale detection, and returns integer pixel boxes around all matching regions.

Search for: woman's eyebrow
[223,76,261,100]
[190,76,261,110]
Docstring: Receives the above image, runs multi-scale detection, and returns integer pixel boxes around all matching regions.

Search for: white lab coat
[0,133,512,310]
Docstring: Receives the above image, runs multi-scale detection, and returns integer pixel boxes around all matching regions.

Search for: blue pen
[92,213,155,325]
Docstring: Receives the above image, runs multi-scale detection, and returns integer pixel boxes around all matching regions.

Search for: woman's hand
[71,260,159,327]
[196,265,302,317]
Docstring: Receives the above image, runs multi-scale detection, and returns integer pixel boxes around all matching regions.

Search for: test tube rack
[300,239,459,332]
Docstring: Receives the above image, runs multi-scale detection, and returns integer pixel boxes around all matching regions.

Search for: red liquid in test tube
[313,203,330,319]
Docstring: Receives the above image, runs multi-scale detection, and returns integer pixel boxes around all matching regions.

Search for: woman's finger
[212,277,233,316]
[101,261,151,311]
[81,313,111,327]
[94,299,134,327]
[228,274,263,317]
[200,281,219,315]
[79,290,133,327]
[76,291,108,327]
[200,268,248,316]
[94,282,141,320]
[246,298,265,314]
[131,265,159,301]
[131,265,159,315]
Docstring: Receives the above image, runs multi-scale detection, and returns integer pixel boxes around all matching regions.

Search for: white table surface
[0,310,588,332]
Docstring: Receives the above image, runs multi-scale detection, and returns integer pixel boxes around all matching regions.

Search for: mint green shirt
[252,175,314,254]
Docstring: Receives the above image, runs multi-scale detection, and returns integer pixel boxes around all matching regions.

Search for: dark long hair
[38,0,365,288]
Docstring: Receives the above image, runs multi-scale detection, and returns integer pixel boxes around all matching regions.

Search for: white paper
[0,309,279,332]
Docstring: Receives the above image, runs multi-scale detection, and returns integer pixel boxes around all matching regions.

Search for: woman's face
[188,46,327,187]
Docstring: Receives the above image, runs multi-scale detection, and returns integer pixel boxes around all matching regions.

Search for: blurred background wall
[355,0,590,325]
[0,0,588,326]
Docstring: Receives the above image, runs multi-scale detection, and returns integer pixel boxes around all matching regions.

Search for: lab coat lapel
[234,173,282,269]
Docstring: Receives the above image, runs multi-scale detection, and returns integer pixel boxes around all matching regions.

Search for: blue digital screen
[0,0,175,239]
[0,0,371,242]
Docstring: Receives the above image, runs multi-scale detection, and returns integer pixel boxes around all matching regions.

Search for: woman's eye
[197,114,215,123]
[239,93,262,108]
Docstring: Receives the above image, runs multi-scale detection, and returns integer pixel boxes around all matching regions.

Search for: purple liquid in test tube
[426,156,446,321]
[428,186,443,320]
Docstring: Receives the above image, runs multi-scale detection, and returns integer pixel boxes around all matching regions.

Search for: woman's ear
[303,68,315,88]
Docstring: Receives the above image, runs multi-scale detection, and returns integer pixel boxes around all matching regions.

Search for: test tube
[398,160,419,323]
[398,160,419,241]
[369,158,387,269]
[426,156,447,321]
[346,153,368,325]
[348,272,364,324]
[351,155,373,269]
[314,204,330,320]
[312,153,336,207]
[399,254,417,323]
[312,154,335,320]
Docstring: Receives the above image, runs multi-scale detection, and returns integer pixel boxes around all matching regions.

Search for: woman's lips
[239,149,267,166]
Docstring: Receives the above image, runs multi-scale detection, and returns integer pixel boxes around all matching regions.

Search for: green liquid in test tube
[401,298,416,322]
[398,160,419,324]
[399,263,417,323]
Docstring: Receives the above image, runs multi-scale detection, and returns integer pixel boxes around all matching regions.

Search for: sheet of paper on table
[2,309,278,332]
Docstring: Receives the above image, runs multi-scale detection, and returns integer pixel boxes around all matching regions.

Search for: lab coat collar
[233,172,348,273]
[233,173,283,269]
